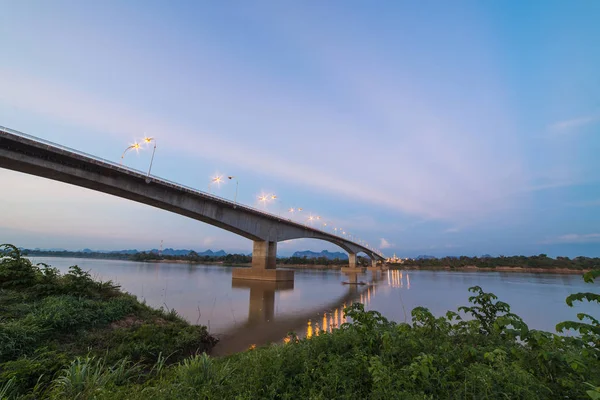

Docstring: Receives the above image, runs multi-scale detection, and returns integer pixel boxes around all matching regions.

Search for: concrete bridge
[0,126,384,281]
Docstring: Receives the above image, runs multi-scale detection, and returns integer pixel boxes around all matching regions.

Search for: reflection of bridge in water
[212,270,387,356]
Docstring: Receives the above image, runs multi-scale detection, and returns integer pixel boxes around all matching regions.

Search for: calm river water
[29,257,597,355]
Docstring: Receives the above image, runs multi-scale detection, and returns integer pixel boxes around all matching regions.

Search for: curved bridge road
[0,126,384,281]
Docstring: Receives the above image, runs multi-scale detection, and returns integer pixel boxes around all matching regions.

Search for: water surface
[30,257,597,354]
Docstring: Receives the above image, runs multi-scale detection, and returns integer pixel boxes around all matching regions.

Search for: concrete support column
[348,252,357,268]
[371,259,377,268]
[232,240,293,281]
[251,240,277,270]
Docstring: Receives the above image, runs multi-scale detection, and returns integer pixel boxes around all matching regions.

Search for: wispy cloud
[0,22,529,224]
[379,238,393,249]
[540,233,600,244]
[548,113,600,133]
[444,227,460,233]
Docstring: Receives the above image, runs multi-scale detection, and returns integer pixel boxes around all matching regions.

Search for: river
[28,257,597,355]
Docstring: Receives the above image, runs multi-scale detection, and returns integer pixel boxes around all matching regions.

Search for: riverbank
[17,279,598,399]
[144,259,346,270]
[143,259,594,274]
[396,264,593,274]
[0,245,216,397]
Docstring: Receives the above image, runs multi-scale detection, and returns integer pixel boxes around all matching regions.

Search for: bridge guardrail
[0,125,382,257]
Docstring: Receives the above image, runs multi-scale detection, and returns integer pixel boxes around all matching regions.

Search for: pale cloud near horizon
[548,113,600,133]
[0,68,428,217]
[379,238,393,249]
[540,233,600,244]
[444,227,460,233]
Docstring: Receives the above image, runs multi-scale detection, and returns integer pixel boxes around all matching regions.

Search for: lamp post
[120,142,141,165]
[228,176,238,206]
[142,136,157,177]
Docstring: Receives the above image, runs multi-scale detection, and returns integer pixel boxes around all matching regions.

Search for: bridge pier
[367,258,381,271]
[232,240,294,281]
[344,252,365,273]
[348,253,357,268]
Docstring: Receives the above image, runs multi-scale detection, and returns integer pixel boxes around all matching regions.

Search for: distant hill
[292,250,348,260]
[25,248,229,257]
[144,248,228,257]
[107,249,139,255]
[416,255,436,260]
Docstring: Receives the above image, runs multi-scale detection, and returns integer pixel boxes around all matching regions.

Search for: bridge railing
[0,125,382,257]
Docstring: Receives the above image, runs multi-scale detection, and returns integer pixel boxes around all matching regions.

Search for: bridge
[0,126,384,281]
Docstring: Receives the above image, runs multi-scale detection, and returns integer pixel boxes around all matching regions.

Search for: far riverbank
[397,264,593,275]
[25,253,597,274]
[142,259,593,274]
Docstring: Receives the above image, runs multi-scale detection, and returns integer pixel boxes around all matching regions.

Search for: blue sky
[1,1,599,257]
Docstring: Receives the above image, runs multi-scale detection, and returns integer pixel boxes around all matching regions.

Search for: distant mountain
[26,248,229,257]
[481,254,492,258]
[292,250,348,260]
[416,255,436,260]
[146,248,228,257]
[107,249,139,255]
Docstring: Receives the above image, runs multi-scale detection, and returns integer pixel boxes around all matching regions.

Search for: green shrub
[0,244,38,289]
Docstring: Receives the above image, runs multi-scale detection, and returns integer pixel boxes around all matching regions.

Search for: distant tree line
[129,251,253,264]
[132,252,360,265]
[22,249,364,266]
[21,249,131,260]
[400,254,600,270]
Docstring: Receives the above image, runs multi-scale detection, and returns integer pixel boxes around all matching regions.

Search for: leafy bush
[0,244,38,289]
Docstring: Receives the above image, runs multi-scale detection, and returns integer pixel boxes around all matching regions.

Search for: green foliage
[458,285,528,337]
[91,285,599,400]
[0,376,16,400]
[0,245,216,398]
[0,244,38,289]
[48,356,140,399]
[556,270,600,357]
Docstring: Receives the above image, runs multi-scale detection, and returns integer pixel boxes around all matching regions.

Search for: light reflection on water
[29,257,597,354]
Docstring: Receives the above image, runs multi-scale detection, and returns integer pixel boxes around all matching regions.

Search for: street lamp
[209,175,223,193]
[120,142,141,165]
[142,136,157,177]
[228,176,239,206]
[258,194,268,207]
[258,193,276,210]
